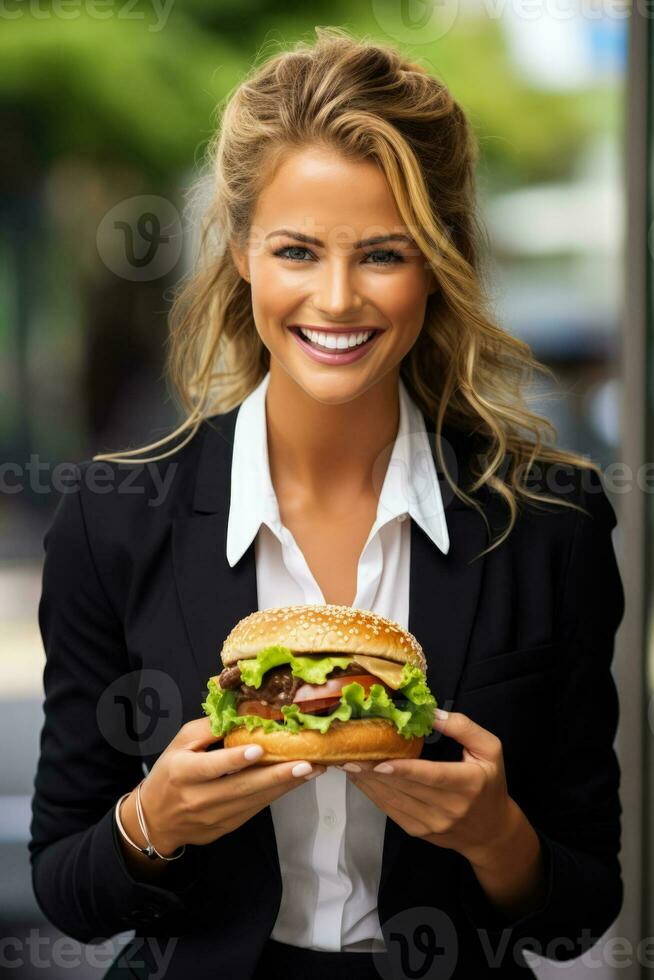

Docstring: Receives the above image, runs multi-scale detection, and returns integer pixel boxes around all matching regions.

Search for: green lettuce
[237,645,353,688]
[201,646,437,740]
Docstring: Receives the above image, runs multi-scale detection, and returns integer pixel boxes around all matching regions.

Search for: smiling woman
[90,27,600,553]
[225,143,439,411]
[91,28,599,545]
[29,23,624,980]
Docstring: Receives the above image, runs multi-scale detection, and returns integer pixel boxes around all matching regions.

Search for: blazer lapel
[172,406,257,699]
[172,406,282,880]
[379,419,489,894]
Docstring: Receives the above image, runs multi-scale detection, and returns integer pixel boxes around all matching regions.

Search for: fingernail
[434,708,449,720]
[373,762,394,773]
[244,745,264,760]
[342,762,361,772]
[292,762,313,777]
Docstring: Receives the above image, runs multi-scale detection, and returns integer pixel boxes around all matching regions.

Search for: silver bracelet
[115,780,186,862]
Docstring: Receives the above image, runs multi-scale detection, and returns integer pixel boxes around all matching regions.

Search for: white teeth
[298,328,374,350]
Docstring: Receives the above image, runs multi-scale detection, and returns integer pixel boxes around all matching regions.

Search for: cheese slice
[350,654,406,690]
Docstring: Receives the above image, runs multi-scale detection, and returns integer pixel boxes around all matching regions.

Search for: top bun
[221,604,426,672]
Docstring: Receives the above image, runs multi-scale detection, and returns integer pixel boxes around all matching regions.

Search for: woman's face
[231,145,437,405]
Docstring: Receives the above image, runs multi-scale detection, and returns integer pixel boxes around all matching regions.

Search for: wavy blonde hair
[93,25,601,556]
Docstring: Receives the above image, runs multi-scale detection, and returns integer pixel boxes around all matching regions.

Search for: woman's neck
[265,367,401,502]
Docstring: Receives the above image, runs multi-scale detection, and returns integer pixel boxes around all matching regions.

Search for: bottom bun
[223,718,424,765]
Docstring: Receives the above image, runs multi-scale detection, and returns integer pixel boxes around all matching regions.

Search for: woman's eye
[273,246,404,265]
[274,245,313,262]
[365,249,404,265]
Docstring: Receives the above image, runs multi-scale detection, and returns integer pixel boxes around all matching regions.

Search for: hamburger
[201,604,438,764]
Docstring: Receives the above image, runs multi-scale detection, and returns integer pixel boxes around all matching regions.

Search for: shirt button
[323,808,338,828]
[397,513,408,523]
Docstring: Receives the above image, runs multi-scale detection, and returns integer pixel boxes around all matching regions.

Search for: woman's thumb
[175,715,223,751]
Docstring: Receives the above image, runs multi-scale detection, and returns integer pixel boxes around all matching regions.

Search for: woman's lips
[290,324,383,333]
[289,327,382,365]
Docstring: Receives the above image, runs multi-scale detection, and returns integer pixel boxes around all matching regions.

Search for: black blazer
[29,404,625,979]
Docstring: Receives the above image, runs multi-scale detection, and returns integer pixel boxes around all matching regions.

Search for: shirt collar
[226,371,450,568]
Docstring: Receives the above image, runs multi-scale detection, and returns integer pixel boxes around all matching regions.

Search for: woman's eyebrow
[265,229,415,248]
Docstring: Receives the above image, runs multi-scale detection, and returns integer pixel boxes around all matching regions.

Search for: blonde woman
[29,27,624,980]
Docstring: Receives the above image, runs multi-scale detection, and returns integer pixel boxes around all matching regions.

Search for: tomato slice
[237,697,342,719]
[293,673,391,703]
[237,700,285,721]
[290,697,341,714]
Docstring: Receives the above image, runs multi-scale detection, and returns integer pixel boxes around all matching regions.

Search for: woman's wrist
[118,788,180,863]
[464,800,549,920]
[136,777,183,857]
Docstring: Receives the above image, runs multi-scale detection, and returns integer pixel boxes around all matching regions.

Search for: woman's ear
[229,239,250,283]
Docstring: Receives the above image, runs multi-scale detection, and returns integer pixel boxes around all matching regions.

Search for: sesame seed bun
[220,604,426,671]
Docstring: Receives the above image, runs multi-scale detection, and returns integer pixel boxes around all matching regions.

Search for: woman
[29,26,625,980]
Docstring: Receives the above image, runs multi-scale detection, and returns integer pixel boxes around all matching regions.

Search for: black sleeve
[28,470,205,944]
[456,467,625,962]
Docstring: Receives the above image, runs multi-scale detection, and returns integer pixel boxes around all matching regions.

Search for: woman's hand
[339,709,549,919]
[339,709,521,866]
[128,717,325,856]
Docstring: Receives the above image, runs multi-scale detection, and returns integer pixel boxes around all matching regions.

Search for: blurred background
[1,3,650,978]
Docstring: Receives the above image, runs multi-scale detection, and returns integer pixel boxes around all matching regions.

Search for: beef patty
[218,661,402,709]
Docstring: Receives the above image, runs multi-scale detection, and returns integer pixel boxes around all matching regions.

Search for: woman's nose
[313,260,363,317]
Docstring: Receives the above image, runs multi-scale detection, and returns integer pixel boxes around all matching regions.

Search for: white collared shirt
[226,370,449,952]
